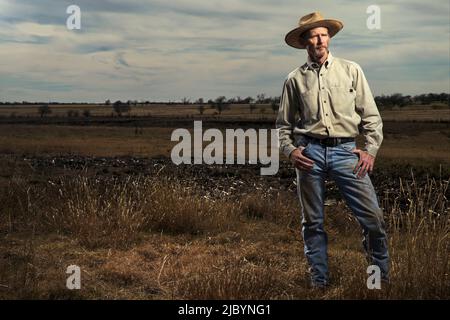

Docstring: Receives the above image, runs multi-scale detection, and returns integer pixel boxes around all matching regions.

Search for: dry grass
[0,125,175,157]
[383,176,449,298]
[1,174,241,249]
[0,170,448,300]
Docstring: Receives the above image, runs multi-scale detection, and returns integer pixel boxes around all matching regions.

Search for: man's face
[303,27,329,59]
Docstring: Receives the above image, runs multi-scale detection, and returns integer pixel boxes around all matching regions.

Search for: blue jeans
[295,136,389,285]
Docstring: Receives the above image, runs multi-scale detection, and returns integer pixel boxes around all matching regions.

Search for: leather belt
[307,136,355,147]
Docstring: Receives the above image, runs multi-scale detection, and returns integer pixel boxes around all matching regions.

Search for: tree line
[2,93,448,118]
[2,93,448,107]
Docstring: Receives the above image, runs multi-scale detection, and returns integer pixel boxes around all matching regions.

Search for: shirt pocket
[329,86,356,116]
[299,89,319,123]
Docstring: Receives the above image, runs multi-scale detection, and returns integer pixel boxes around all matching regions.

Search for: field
[1,102,449,120]
[0,103,449,300]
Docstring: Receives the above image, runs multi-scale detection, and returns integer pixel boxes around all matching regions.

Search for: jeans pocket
[303,141,312,151]
[295,135,310,149]
[338,142,356,154]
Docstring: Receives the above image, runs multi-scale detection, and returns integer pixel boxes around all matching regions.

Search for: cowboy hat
[285,12,343,49]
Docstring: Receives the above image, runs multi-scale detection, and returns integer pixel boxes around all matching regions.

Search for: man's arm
[276,76,315,171]
[350,63,383,178]
[275,77,300,159]
[352,63,383,158]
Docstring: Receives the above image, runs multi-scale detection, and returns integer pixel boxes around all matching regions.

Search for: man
[276,12,389,288]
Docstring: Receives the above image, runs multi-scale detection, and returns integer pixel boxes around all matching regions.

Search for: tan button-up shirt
[276,52,383,158]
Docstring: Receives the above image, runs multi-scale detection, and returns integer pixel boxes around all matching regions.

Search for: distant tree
[256,93,266,104]
[38,104,52,118]
[243,96,254,104]
[182,97,190,105]
[438,93,449,105]
[210,96,229,115]
[198,105,205,115]
[105,99,111,106]
[195,98,204,104]
[271,101,279,114]
[113,100,131,116]
[390,93,404,107]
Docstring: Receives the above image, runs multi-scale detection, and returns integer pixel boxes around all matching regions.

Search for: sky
[0,0,449,103]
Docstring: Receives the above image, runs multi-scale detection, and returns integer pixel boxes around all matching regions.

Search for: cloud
[0,0,448,102]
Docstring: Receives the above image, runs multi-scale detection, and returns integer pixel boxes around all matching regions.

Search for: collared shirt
[276,51,383,158]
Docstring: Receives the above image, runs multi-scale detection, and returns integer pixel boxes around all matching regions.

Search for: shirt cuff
[282,145,297,159]
[365,145,380,158]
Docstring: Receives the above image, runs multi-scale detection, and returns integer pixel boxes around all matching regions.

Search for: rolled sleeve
[352,64,383,157]
[275,77,300,158]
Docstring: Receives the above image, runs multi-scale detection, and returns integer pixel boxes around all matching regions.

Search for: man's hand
[289,147,315,171]
[352,149,375,178]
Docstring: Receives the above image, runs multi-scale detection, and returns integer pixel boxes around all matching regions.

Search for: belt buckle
[324,138,336,147]
[330,138,341,147]
[332,138,340,147]
[320,138,333,147]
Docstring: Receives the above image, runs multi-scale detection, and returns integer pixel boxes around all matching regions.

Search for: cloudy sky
[0,0,449,102]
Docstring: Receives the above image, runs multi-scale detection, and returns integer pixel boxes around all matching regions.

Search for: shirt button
[320,74,323,76]
[324,101,326,103]
[326,113,329,116]
[322,87,325,90]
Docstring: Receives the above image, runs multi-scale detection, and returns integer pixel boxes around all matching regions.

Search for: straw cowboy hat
[285,12,343,49]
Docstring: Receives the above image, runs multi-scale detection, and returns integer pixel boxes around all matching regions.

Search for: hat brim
[285,19,343,49]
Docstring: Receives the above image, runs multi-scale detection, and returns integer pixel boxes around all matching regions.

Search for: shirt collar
[305,51,334,70]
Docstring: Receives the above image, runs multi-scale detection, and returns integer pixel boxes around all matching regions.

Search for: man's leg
[329,143,390,280]
[296,143,329,286]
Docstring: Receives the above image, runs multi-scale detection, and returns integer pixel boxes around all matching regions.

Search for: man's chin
[313,48,327,57]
